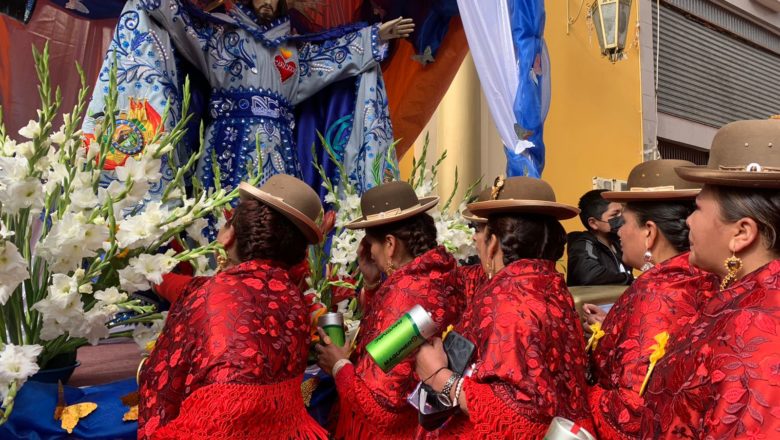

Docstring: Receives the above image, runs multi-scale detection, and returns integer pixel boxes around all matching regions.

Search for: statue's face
[251,0,279,22]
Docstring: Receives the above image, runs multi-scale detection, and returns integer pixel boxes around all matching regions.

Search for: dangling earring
[385,261,396,276]
[216,254,230,273]
[641,250,654,271]
[487,260,495,280]
[720,251,743,290]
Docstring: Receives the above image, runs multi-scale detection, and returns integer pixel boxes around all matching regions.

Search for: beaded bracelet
[453,376,466,408]
[332,358,352,377]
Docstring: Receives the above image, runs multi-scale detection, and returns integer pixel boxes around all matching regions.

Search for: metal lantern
[590,0,633,62]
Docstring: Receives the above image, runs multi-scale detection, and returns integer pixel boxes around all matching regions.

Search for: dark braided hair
[625,201,694,253]
[365,213,438,258]
[486,214,567,265]
[229,198,307,266]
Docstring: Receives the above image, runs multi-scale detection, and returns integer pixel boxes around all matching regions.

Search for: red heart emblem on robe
[274,55,296,82]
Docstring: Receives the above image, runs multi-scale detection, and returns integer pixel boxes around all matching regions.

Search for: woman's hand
[378,17,415,41]
[357,237,381,287]
[315,328,351,376]
[415,337,449,391]
[582,303,607,335]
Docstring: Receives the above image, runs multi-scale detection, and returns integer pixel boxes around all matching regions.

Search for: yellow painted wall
[400,0,645,234]
[544,0,644,232]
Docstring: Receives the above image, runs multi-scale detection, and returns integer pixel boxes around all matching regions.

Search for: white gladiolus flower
[49,128,67,145]
[0,156,29,182]
[118,265,151,294]
[133,312,167,353]
[14,142,35,159]
[0,344,42,383]
[0,220,14,239]
[71,307,111,345]
[185,217,210,246]
[94,287,128,305]
[0,137,17,157]
[43,162,69,195]
[69,186,99,211]
[0,178,44,214]
[37,212,109,273]
[432,207,476,261]
[127,251,178,285]
[18,120,41,139]
[0,241,30,305]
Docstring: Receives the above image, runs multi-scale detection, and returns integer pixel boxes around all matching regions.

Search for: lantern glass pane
[618,0,632,50]
[602,1,618,48]
[591,1,606,52]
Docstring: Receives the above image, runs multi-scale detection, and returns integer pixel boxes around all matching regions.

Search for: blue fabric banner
[507,0,547,178]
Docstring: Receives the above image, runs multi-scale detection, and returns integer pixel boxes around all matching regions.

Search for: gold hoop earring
[216,254,230,273]
[720,251,743,290]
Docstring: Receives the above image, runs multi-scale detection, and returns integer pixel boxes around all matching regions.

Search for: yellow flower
[585,322,605,352]
[640,331,669,396]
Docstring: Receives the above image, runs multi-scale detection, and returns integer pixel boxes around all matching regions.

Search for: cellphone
[443,331,475,375]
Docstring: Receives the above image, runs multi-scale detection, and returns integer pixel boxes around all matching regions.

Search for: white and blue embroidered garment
[83,0,394,201]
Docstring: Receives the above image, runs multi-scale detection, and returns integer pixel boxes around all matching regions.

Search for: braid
[230,199,308,266]
[626,201,694,253]
[366,213,438,258]
[486,214,566,265]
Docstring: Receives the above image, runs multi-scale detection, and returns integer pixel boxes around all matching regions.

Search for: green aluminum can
[365,305,436,373]
[318,312,346,347]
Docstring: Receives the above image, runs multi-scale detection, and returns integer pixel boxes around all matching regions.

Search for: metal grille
[663,0,780,54]
[658,139,710,165]
[653,2,780,128]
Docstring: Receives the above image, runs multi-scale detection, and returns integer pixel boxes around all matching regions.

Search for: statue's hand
[379,17,415,41]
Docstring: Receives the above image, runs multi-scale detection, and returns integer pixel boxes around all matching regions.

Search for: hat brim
[675,166,780,188]
[239,182,323,244]
[467,200,580,220]
[601,189,700,202]
[461,208,487,224]
[346,197,439,229]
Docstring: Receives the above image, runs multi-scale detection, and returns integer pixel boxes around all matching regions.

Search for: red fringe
[333,363,419,440]
[426,379,595,439]
[148,377,328,440]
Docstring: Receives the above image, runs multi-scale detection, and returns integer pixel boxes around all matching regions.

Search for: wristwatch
[437,372,461,407]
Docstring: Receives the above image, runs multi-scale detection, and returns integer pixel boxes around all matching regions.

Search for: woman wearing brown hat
[138,175,327,440]
[315,180,463,439]
[415,176,594,438]
[641,119,780,437]
[585,160,718,440]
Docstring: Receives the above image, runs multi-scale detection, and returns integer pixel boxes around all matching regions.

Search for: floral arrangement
[0,45,250,423]
[303,134,479,351]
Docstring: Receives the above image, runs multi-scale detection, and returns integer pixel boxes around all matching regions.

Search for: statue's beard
[254,4,275,23]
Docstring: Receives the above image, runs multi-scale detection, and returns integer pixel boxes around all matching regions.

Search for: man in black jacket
[567,189,634,286]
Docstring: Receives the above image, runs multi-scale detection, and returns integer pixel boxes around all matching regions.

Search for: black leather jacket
[566,231,634,286]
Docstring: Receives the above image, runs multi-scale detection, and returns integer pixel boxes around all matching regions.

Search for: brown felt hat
[345,181,439,229]
[467,176,579,220]
[238,175,323,244]
[675,118,780,188]
[602,160,701,202]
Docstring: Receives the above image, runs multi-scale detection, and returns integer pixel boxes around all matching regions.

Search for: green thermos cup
[318,312,346,347]
[366,305,436,373]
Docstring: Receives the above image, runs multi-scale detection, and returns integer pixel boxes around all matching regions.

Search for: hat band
[629,185,677,192]
[719,164,780,173]
[365,208,402,221]
[255,189,285,202]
